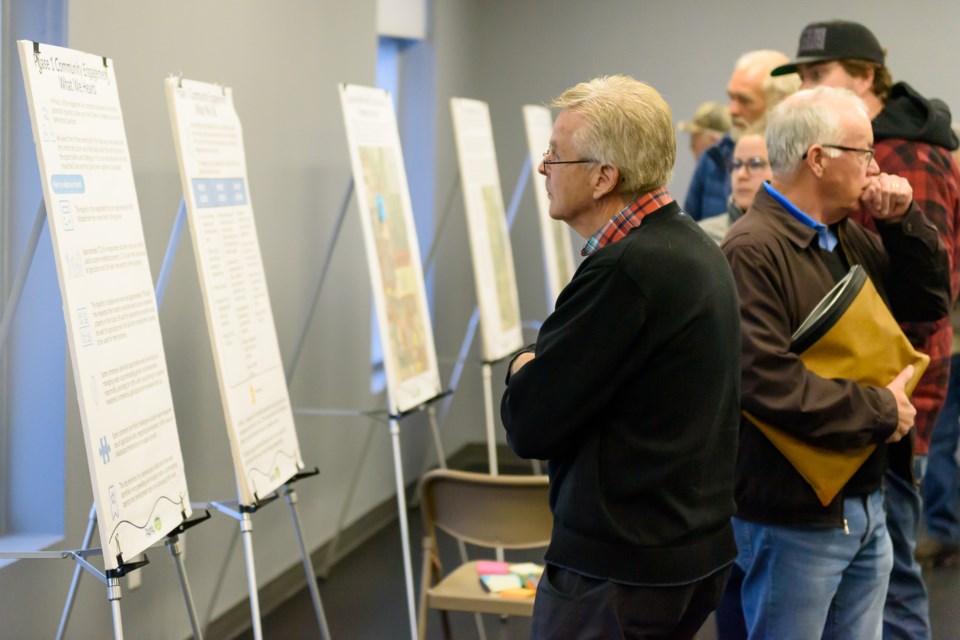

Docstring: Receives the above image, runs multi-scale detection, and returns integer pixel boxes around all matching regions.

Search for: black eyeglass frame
[729,157,770,174]
[541,149,597,170]
[801,143,876,163]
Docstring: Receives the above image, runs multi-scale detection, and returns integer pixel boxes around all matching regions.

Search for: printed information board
[166,77,303,506]
[450,98,523,362]
[339,84,442,414]
[18,41,191,568]
[522,105,576,310]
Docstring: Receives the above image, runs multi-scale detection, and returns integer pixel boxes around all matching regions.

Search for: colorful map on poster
[450,98,523,362]
[339,85,442,414]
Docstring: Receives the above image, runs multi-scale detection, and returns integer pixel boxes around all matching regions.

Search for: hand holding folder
[744,265,928,507]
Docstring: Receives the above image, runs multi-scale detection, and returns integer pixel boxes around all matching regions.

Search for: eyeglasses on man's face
[802,144,876,165]
[541,148,596,173]
[729,157,770,174]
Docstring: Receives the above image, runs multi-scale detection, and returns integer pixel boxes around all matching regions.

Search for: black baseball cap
[771,20,886,76]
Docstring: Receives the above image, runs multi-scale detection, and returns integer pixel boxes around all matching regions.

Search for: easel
[286,156,535,639]
[0,547,142,640]
[51,505,210,640]
[192,469,329,640]
[0,201,209,640]
[478,160,531,479]
[151,196,332,640]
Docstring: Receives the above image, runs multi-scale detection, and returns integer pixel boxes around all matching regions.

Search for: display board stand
[143,192,331,640]
[388,393,450,640]
[0,507,208,640]
[0,547,142,640]
[51,196,211,640]
[289,395,452,640]
[0,199,208,640]
[52,505,210,640]
[286,181,355,382]
[193,468,328,640]
[455,160,541,478]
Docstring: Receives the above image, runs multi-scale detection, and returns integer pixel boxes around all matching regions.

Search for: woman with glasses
[699,127,772,243]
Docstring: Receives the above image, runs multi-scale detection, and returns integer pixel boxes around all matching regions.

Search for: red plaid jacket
[851,138,960,453]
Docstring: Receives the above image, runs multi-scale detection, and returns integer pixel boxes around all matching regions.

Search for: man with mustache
[684,49,796,221]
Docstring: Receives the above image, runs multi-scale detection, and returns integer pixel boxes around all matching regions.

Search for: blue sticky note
[375,194,386,222]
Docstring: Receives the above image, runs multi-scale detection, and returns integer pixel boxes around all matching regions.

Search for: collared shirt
[581,188,674,256]
[762,182,838,252]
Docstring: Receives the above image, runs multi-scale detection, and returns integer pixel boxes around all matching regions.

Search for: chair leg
[473,612,488,640]
[441,610,453,640]
[418,536,438,640]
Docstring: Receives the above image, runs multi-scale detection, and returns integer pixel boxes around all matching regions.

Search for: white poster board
[17,41,190,569]
[338,84,442,415]
[450,98,524,363]
[165,77,304,506]
[522,105,576,311]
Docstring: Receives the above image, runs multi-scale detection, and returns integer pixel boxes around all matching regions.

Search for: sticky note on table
[480,573,523,593]
[476,560,510,575]
[508,562,544,576]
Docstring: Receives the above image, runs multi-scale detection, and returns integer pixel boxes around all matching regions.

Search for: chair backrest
[419,468,552,550]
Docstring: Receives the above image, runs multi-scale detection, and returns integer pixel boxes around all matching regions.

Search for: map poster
[522,105,576,311]
[165,77,304,506]
[338,84,442,415]
[18,41,190,569]
[450,98,523,363]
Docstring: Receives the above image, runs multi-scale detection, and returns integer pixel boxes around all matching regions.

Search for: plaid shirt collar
[581,188,674,256]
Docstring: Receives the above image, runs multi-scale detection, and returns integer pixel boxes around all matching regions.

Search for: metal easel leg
[166,534,203,640]
[389,418,419,640]
[107,576,124,640]
[286,180,354,382]
[202,525,240,635]
[426,405,447,469]
[240,512,263,640]
[481,363,499,477]
[482,363,506,563]
[319,420,377,577]
[56,502,97,640]
[283,486,331,640]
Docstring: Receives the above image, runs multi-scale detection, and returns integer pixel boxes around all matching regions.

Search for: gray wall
[3,0,960,637]
[471,1,960,323]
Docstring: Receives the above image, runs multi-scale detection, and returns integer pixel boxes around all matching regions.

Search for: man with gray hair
[502,75,741,638]
[685,49,798,221]
[773,21,960,638]
[722,86,949,638]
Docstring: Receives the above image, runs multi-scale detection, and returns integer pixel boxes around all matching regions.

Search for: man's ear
[805,145,827,178]
[593,164,620,199]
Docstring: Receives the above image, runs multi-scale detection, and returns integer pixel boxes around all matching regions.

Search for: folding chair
[417,468,552,640]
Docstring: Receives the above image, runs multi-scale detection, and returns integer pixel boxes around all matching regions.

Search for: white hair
[765,86,869,175]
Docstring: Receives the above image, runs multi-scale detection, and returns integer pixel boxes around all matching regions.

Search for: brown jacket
[722,186,949,527]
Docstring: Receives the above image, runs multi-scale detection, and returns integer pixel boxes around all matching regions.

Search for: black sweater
[501,201,740,585]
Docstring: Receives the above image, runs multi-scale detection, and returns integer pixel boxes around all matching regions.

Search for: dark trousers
[714,562,747,640]
[531,563,732,640]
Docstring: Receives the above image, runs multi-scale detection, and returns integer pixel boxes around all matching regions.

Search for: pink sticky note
[476,561,510,575]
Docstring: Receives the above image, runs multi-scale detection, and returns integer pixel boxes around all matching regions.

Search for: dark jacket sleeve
[874,203,951,322]
[500,261,648,460]
[723,240,899,449]
[684,157,708,220]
